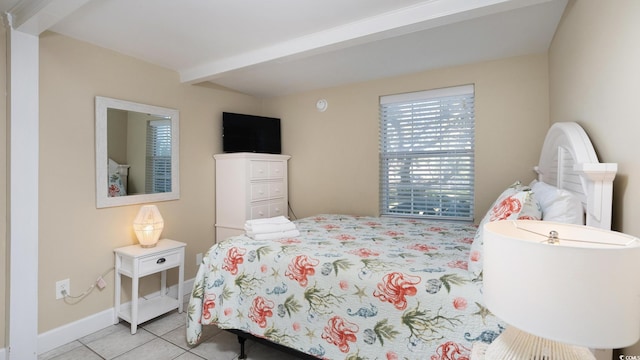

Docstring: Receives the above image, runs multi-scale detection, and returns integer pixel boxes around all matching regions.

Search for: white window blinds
[379,84,475,220]
[145,119,172,193]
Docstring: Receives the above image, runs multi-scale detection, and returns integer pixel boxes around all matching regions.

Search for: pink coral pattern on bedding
[187,214,503,359]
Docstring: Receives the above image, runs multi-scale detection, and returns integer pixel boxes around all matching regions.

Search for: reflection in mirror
[96,96,179,208]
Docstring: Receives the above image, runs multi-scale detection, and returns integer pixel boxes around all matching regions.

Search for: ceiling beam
[179,0,556,84]
[7,0,90,35]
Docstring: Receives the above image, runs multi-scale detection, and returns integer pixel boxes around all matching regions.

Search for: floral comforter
[187,214,503,359]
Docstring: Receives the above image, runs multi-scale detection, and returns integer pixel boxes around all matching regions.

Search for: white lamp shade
[133,205,164,247]
[483,220,640,349]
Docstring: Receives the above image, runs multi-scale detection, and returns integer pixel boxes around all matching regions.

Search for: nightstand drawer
[139,252,180,276]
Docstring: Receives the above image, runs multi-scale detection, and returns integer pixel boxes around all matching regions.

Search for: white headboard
[534,122,617,230]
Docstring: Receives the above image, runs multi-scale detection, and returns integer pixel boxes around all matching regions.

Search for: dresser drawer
[250,203,270,219]
[269,182,285,198]
[250,200,286,219]
[250,161,269,179]
[250,160,285,180]
[269,162,285,178]
[250,183,269,201]
[139,252,181,276]
[269,201,285,217]
[250,181,285,201]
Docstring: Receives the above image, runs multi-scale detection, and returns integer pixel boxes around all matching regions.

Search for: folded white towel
[250,229,300,241]
[245,216,290,226]
[244,222,297,234]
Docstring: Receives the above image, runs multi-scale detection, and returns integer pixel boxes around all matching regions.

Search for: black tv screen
[222,112,281,154]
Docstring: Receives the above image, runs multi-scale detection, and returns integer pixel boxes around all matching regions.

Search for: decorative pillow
[108,174,126,197]
[530,180,584,224]
[468,181,542,277]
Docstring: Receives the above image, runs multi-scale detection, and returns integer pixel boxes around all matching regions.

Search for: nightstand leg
[160,270,167,299]
[178,255,184,312]
[114,256,121,325]
[131,275,138,334]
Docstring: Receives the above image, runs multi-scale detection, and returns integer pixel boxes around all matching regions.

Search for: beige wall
[106,108,127,164]
[38,32,262,333]
[265,53,550,222]
[549,0,640,354]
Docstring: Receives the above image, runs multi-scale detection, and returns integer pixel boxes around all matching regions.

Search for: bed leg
[237,335,247,359]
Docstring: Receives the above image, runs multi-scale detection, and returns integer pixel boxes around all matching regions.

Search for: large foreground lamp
[133,205,164,248]
[479,220,640,360]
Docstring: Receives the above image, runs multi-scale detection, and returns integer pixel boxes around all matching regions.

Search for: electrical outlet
[196,253,203,265]
[56,279,70,300]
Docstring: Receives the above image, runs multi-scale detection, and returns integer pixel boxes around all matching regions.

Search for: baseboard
[37,305,116,355]
[34,277,194,355]
[0,347,5,360]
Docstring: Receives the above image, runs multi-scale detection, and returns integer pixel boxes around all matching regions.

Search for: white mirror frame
[96,96,180,208]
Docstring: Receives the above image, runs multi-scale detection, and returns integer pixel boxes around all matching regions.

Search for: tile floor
[38,306,302,360]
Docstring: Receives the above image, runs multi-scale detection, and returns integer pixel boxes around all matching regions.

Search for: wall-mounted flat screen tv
[222,112,281,154]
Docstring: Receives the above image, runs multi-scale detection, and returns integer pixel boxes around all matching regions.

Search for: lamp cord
[62,267,114,304]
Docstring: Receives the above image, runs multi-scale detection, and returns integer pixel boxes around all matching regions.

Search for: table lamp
[478,220,640,359]
[133,205,164,248]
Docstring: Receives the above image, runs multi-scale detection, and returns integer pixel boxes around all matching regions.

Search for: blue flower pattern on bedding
[187,214,503,359]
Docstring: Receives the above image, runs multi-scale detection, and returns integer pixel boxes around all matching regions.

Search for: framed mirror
[96,96,180,208]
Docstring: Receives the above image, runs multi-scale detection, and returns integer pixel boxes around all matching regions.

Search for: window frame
[379,84,475,221]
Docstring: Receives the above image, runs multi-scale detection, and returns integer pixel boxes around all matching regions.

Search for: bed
[186,122,617,359]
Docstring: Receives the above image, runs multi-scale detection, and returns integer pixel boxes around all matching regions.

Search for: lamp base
[139,243,158,248]
[471,326,595,360]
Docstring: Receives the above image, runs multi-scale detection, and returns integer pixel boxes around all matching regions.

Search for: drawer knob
[156,257,166,264]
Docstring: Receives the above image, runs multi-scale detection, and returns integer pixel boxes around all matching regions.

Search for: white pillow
[530,180,584,225]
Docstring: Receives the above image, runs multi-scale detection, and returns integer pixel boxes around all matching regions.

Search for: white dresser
[214,152,291,242]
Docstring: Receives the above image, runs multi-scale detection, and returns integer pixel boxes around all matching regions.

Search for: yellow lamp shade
[133,205,164,247]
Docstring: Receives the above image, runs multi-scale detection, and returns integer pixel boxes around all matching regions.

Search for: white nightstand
[114,239,186,334]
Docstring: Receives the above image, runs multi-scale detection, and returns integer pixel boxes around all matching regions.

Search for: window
[379,85,475,220]
[145,119,172,193]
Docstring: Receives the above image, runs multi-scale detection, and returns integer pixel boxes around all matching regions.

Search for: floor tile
[113,337,186,360]
[175,352,207,360]
[161,325,192,350]
[79,322,128,344]
[41,345,102,360]
[142,310,188,336]
[82,324,156,359]
[41,311,309,360]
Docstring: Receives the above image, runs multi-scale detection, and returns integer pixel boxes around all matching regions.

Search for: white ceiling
[3,0,567,97]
